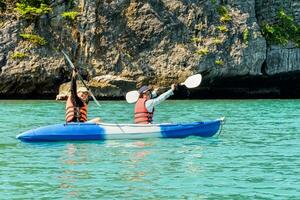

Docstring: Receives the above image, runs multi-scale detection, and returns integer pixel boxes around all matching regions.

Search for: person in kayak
[134,84,176,124]
[65,70,100,123]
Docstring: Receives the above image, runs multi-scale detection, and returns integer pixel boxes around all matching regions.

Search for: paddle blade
[183,74,202,88]
[126,91,139,103]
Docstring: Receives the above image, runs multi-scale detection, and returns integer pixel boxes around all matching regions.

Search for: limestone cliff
[0,0,299,99]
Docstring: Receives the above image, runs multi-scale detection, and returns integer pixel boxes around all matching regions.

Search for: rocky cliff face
[0,0,299,99]
[256,0,300,74]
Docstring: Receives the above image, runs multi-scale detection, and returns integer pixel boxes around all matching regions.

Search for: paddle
[126,90,140,104]
[62,50,101,108]
[125,74,202,103]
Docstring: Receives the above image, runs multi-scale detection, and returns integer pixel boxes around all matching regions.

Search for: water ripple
[0,99,299,199]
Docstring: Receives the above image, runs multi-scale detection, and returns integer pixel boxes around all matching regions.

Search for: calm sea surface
[0,100,299,199]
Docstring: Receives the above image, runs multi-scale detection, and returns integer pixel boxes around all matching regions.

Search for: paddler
[65,70,101,123]
[134,84,176,124]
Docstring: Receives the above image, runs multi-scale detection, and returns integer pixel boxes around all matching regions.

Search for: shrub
[218,5,231,23]
[215,59,224,66]
[243,28,249,44]
[212,38,223,45]
[15,1,52,19]
[61,11,79,21]
[217,25,228,33]
[196,47,209,56]
[11,52,29,60]
[20,33,47,45]
[220,14,232,23]
[217,6,228,16]
[191,37,202,43]
[261,10,300,47]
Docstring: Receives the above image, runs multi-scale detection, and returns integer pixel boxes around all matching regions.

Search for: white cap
[77,87,89,93]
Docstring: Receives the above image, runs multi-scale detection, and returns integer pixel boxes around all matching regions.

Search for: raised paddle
[126,90,140,104]
[62,50,101,108]
[125,74,202,103]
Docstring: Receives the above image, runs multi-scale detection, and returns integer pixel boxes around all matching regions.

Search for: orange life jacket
[134,97,154,124]
[65,96,88,122]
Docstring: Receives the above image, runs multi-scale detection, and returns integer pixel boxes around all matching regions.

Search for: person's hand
[171,84,177,91]
[151,88,159,98]
[72,70,77,77]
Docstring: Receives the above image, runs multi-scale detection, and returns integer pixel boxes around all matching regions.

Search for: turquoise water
[1,100,299,199]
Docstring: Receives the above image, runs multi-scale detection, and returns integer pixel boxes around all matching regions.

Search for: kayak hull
[16,119,224,142]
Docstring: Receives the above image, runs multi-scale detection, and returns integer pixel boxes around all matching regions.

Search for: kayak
[16,118,224,142]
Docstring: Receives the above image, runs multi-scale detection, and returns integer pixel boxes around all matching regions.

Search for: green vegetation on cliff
[11,52,29,60]
[20,33,47,45]
[61,11,79,21]
[191,37,202,43]
[212,38,223,45]
[261,10,300,47]
[196,47,209,57]
[215,59,224,66]
[15,0,52,18]
[16,3,51,18]
[243,28,249,45]
[218,5,231,23]
[217,25,228,33]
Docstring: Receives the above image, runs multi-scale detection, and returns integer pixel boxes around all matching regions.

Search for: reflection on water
[59,144,81,198]
[57,141,155,198]
[127,141,152,182]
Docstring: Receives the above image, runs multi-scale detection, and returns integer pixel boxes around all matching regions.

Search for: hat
[77,87,89,94]
[138,85,151,94]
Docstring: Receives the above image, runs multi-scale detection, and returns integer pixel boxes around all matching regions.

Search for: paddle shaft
[62,51,101,107]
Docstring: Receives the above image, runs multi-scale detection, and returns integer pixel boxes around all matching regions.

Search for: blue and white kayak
[16,118,224,142]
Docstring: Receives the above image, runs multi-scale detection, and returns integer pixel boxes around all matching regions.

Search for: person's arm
[70,70,84,107]
[70,70,77,98]
[145,87,174,112]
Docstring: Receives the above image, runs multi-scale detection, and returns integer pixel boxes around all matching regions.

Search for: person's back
[65,93,88,122]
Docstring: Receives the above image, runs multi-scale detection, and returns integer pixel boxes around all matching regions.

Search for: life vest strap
[65,96,88,123]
